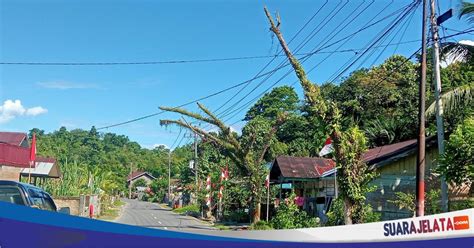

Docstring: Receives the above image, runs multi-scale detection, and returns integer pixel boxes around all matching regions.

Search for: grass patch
[172,204,199,214]
[214,224,231,230]
[98,199,124,221]
[114,200,125,207]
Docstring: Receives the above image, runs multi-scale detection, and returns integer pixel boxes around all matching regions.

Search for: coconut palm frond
[460,1,474,23]
[440,41,474,63]
[426,84,474,117]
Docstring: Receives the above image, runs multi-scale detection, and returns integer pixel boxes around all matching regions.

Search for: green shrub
[249,221,273,230]
[173,204,200,215]
[271,193,319,229]
[326,198,380,226]
[224,209,250,223]
[450,199,474,211]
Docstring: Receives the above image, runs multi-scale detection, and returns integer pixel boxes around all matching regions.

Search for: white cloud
[153,143,169,149]
[25,106,48,116]
[0,100,48,124]
[37,81,100,90]
[141,143,169,150]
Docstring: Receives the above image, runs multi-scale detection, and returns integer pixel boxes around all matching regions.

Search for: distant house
[127,171,156,187]
[269,137,455,221]
[0,132,60,184]
[0,132,29,148]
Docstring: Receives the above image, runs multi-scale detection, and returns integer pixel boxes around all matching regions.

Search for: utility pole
[168,150,172,205]
[416,0,428,217]
[194,132,199,199]
[429,0,449,213]
[129,162,133,199]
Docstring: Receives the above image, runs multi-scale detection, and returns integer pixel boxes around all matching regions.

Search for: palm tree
[439,1,474,62]
[426,83,474,118]
[428,1,474,118]
[460,1,474,23]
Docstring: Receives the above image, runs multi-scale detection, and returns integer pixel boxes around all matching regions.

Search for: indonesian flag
[319,137,333,157]
[220,169,226,182]
[29,133,36,167]
[218,185,224,199]
[224,166,229,181]
[206,193,211,207]
[206,175,211,191]
[265,174,270,189]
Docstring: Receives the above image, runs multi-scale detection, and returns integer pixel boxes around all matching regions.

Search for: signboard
[437,9,453,25]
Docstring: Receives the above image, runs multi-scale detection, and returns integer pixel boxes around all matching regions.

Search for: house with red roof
[0,132,60,184]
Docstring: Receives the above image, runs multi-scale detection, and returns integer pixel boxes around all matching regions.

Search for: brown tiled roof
[0,132,27,146]
[270,156,335,180]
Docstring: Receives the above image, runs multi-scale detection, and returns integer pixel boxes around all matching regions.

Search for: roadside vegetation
[30,2,474,228]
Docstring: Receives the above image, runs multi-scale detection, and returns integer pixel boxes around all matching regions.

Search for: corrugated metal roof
[21,158,60,178]
[0,132,27,146]
[270,156,335,180]
[127,171,155,181]
[0,143,30,168]
[271,138,436,181]
[362,139,417,164]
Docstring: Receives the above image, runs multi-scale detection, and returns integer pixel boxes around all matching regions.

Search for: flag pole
[28,161,32,184]
[28,133,36,184]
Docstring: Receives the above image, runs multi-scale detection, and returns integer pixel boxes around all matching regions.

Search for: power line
[96,59,295,130]
[169,128,183,150]
[327,1,419,83]
[220,0,398,123]
[291,0,401,84]
[211,0,330,114]
[215,0,352,119]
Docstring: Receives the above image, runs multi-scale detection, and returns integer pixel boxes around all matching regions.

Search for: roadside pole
[429,0,449,213]
[168,150,172,205]
[129,162,132,199]
[416,0,428,217]
[194,132,199,202]
[266,184,270,222]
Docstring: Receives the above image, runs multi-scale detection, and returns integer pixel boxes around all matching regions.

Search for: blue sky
[1,0,472,149]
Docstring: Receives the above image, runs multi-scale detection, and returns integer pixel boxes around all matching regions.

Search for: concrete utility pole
[194,132,198,194]
[168,150,172,204]
[429,0,449,213]
[416,0,428,217]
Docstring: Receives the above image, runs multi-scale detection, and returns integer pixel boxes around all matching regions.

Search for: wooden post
[266,184,270,222]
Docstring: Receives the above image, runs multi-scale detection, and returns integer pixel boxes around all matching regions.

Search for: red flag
[319,137,333,157]
[224,166,229,180]
[29,133,36,166]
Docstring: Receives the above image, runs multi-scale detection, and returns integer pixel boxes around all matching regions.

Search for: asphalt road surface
[115,198,214,231]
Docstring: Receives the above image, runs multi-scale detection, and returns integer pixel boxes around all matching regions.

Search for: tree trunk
[250,179,262,223]
[344,199,353,225]
[253,202,261,223]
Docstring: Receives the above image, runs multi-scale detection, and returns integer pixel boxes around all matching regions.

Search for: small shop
[269,156,336,221]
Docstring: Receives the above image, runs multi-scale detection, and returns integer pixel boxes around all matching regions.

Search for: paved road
[115,198,214,231]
